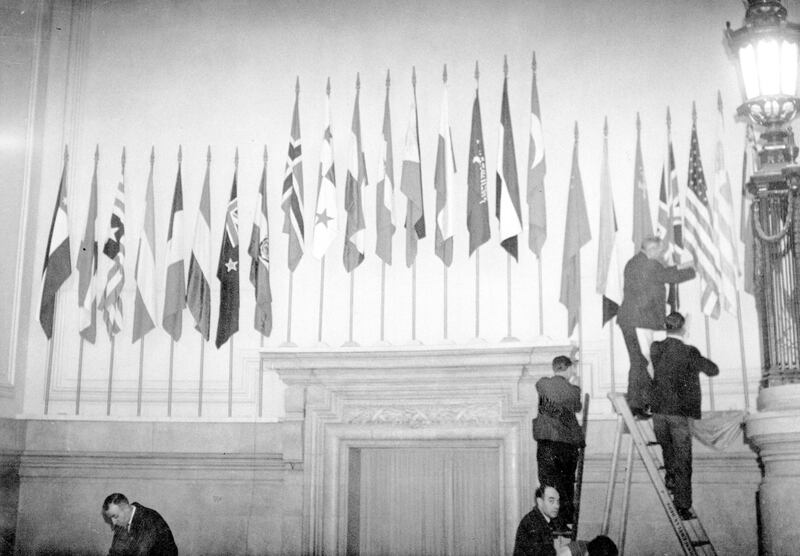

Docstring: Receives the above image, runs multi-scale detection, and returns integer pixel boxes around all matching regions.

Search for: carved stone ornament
[344,404,501,427]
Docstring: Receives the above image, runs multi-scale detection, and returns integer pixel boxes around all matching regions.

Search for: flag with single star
[249,153,272,337]
[632,113,653,249]
[39,149,72,339]
[376,73,395,265]
[312,83,337,259]
[343,77,367,272]
[162,155,186,342]
[434,71,456,266]
[132,152,158,343]
[496,75,522,260]
[187,151,212,340]
[101,163,126,338]
[216,168,239,348]
[77,151,98,343]
[467,84,490,255]
[283,79,305,272]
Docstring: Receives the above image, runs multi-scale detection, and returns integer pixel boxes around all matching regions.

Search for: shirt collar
[127,505,137,531]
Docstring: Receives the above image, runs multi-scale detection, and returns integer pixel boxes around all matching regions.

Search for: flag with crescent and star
[216,165,239,348]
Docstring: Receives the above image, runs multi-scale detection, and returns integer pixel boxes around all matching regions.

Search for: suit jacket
[513,507,568,556]
[532,376,584,446]
[617,252,695,329]
[109,503,178,556]
[650,337,719,419]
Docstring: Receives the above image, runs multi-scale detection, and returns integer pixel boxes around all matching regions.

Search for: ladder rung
[646,441,660,447]
[692,540,711,547]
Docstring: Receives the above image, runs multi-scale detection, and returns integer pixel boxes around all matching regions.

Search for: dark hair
[664,311,685,331]
[103,493,129,511]
[552,355,573,372]
[535,484,558,500]
[587,535,618,556]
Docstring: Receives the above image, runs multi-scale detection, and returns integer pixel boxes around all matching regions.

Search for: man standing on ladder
[651,311,719,521]
[533,355,584,525]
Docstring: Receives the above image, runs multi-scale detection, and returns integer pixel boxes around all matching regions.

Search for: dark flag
[496,71,523,260]
[467,75,490,255]
[216,164,239,348]
[249,149,273,336]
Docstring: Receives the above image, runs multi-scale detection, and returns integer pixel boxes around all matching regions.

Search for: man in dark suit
[513,484,571,556]
[650,311,719,520]
[533,355,584,524]
[103,493,178,556]
[617,236,695,416]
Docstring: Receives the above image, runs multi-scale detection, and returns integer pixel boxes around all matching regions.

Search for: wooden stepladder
[601,393,716,556]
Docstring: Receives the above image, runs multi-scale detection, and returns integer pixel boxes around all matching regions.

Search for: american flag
[102,158,126,337]
[684,110,720,318]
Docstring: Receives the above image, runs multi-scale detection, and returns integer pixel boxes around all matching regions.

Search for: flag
[632,113,653,248]
[467,80,490,256]
[312,80,338,259]
[77,150,98,343]
[527,53,547,257]
[560,124,591,336]
[39,150,72,339]
[216,166,239,348]
[132,151,158,343]
[712,92,739,315]
[741,124,756,295]
[596,118,621,325]
[187,151,212,340]
[343,76,367,272]
[658,164,678,313]
[666,128,684,311]
[434,68,456,266]
[283,79,305,272]
[496,74,523,260]
[249,152,273,337]
[101,160,126,338]
[162,153,186,342]
[376,71,396,265]
[684,109,720,318]
[401,71,425,267]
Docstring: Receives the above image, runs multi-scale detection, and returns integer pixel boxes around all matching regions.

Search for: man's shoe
[631,407,653,420]
[677,508,695,521]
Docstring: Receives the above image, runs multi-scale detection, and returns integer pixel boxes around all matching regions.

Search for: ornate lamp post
[726,3,800,552]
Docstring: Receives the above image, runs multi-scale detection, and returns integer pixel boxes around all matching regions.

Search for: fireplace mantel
[264,342,570,555]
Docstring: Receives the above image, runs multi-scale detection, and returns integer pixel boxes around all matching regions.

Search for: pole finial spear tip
[93,144,98,163]
[356,72,360,90]
[178,145,182,164]
[412,66,417,88]
[692,100,697,122]
[717,89,723,112]
[121,146,126,170]
[326,76,330,96]
[207,145,211,164]
[667,106,672,131]
[295,76,300,95]
[235,146,239,168]
[150,145,155,165]
[386,69,391,88]
[636,112,641,134]
[603,116,608,137]
[532,50,537,72]
[503,54,508,77]
[263,144,268,165]
[574,121,579,141]
[443,64,447,84]
[474,60,479,82]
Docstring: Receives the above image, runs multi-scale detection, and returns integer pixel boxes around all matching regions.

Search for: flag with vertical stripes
[684,111,720,318]
[216,167,239,348]
[249,151,273,337]
[741,124,756,295]
[39,150,72,339]
[101,162,126,338]
[560,124,591,336]
[467,80,490,256]
[596,118,621,325]
[162,155,186,342]
[376,71,395,265]
[401,74,425,267]
[527,54,547,258]
[434,68,456,267]
[344,76,367,272]
[312,81,338,260]
[187,152,212,340]
[496,74,523,260]
[632,114,653,249]
[77,151,98,343]
[283,79,305,272]
[132,151,158,343]
[712,92,739,315]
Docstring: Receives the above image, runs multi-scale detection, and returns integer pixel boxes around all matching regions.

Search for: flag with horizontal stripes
[560,124,591,336]
[312,82,337,259]
[712,92,739,315]
[401,75,425,267]
[187,152,212,340]
[632,114,653,249]
[162,155,186,342]
[376,72,395,265]
[101,162,126,338]
[596,119,621,325]
[467,82,490,256]
[77,151,98,343]
[249,152,273,337]
[740,124,756,295]
[132,152,158,343]
[39,150,72,339]
[434,70,456,267]
[283,79,305,272]
[343,77,367,272]
[685,112,720,318]
[496,75,523,260]
[216,167,239,348]
[527,54,547,258]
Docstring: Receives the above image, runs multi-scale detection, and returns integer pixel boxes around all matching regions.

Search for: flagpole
[704,313,715,411]
[507,254,512,337]
[136,338,145,416]
[577,256,584,380]
[538,257,544,336]
[317,256,325,343]
[75,338,84,415]
[735,291,751,409]
[44,330,55,415]
[198,336,204,417]
[284,272,295,346]
[345,270,357,346]
[443,267,448,340]
[475,251,481,338]
[167,339,174,417]
[228,337,234,417]
[411,262,417,341]
[106,336,115,416]
[380,261,387,342]
[608,319,616,393]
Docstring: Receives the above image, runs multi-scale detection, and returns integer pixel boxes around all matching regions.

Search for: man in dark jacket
[103,493,178,556]
[617,236,695,416]
[533,355,584,524]
[650,312,719,520]
[513,484,571,556]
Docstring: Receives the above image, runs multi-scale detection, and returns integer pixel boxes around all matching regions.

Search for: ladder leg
[601,414,624,535]
[619,434,635,556]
